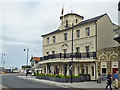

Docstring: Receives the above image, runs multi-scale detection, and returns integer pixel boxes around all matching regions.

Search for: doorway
[64,64,67,76]
[102,68,106,74]
[113,68,118,74]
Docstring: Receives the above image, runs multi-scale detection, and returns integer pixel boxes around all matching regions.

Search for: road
[2,74,64,89]
[1,74,107,90]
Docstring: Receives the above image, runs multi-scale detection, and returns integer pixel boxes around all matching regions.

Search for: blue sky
[0,0,119,69]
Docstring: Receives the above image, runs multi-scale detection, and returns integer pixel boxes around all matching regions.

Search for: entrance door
[56,66,59,75]
[64,64,67,76]
[113,68,118,74]
[102,68,106,74]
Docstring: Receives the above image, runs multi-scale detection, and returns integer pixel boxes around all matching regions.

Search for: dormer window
[66,20,68,27]
[47,37,50,44]
[76,19,78,24]
[53,36,56,43]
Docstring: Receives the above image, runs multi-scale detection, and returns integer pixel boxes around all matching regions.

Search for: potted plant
[66,75,71,82]
[57,75,66,83]
[35,73,39,79]
[73,75,80,82]
[79,74,84,82]
[46,74,50,80]
[49,75,56,81]
[84,74,91,81]
[39,73,46,79]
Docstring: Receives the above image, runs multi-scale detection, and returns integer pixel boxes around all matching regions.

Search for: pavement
[17,75,110,89]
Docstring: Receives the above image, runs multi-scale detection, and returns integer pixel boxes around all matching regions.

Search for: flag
[61,6,64,15]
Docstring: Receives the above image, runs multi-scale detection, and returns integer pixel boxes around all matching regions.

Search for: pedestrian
[114,71,119,89]
[106,72,112,90]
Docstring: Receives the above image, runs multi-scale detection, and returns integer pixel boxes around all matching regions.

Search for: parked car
[27,69,32,74]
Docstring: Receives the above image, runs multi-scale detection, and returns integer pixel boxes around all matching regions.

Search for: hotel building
[39,13,118,80]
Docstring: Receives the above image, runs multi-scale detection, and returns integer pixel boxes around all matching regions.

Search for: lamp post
[70,23,74,83]
[1,53,5,67]
[24,48,29,77]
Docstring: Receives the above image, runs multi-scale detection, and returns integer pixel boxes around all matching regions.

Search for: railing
[40,52,96,61]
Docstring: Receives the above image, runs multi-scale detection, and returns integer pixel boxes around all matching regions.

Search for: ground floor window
[78,66,80,75]
[102,68,106,74]
[44,66,46,73]
[56,66,59,75]
[92,66,94,76]
[82,65,84,74]
[64,64,67,76]
[49,65,52,73]
[86,66,88,74]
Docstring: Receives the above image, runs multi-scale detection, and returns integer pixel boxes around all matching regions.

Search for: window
[76,19,78,23]
[92,66,94,76]
[64,33,67,40]
[66,20,68,27]
[76,47,80,53]
[44,66,46,73]
[78,66,80,75]
[86,66,88,74]
[82,65,84,74]
[76,30,80,38]
[47,37,50,44]
[52,51,55,55]
[86,27,90,36]
[46,52,49,55]
[86,46,90,57]
[63,49,67,54]
[53,36,56,43]
[86,46,90,53]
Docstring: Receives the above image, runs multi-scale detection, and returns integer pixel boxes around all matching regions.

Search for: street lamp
[24,48,29,77]
[70,23,74,83]
[1,53,5,67]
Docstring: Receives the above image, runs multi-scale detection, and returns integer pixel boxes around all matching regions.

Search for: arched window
[66,20,68,27]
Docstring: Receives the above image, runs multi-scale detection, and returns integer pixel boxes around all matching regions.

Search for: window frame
[86,27,90,36]
[47,37,50,44]
[76,30,80,38]
[76,47,80,53]
[64,33,67,40]
[53,36,56,43]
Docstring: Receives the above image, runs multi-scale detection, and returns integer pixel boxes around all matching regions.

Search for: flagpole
[62,5,64,30]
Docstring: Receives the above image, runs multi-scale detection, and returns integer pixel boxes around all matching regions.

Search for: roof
[60,13,84,19]
[41,29,60,37]
[41,13,107,37]
[75,13,106,27]
[30,57,40,62]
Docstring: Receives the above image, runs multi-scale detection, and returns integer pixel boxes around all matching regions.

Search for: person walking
[114,71,119,89]
[106,72,112,90]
